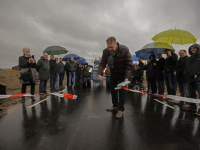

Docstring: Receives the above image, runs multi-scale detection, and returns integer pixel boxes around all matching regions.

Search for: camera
[32,55,34,59]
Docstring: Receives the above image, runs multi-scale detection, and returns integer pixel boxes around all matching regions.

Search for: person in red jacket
[98,37,132,118]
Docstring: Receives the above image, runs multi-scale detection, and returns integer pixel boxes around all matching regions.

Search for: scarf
[108,47,118,68]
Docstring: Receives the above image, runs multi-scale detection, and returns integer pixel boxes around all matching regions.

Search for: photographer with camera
[19,48,38,103]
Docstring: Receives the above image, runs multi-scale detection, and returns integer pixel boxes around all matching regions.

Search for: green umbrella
[44,45,68,55]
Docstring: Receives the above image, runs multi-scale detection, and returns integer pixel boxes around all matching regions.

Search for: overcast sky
[0,0,200,68]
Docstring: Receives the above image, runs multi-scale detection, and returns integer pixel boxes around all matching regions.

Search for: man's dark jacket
[174,56,188,83]
[49,59,58,74]
[98,43,132,80]
[132,69,143,80]
[164,51,178,73]
[184,44,200,82]
[138,62,144,71]
[155,57,165,81]
[143,54,156,78]
[67,60,77,72]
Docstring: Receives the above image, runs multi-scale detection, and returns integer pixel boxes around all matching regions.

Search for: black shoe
[21,97,25,103]
[31,96,36,101]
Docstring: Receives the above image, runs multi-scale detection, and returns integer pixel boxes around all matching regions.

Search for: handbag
[20,67,32,82]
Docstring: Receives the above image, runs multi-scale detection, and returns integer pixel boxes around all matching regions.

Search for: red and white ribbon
[115,87,200,104]
[0,93,77,100]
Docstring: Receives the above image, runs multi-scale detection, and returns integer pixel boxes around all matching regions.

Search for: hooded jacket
[184,44,200,82]
[143,54,156,78]
[164,50,178,73]
[98,43,132,80]
[36,56,50,80]
[174,56,188,83]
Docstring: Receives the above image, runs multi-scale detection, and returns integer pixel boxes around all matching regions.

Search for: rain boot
[31,96,36,102]
[21,97,25,103]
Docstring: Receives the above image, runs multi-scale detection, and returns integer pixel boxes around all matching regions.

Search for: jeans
[188,82,200,110]
[55,74,59,88]
[39,80,47,93]
[157,80,165,94]
[50,74,57,90]
[69,72,76,86]
[59,72,65,86]
[164,73,176,95]
[110,77,127,111]
[177,82,188,97]
[22,82,35,95]
[66,71,69,86]
[148,77,157,94]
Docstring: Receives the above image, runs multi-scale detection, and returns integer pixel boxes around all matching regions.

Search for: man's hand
[132,76,134,78]
[98,75,104,82]
[154,63,156,66]
[124,78,129,82]
[195,74,197,79]
[174,71,176,75]
[124,78,129,88]
[32,58,35,63]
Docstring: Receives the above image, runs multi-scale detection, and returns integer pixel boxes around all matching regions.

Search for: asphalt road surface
[0,82,200,150]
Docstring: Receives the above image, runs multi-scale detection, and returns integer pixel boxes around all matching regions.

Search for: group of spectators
[18,48,88,103]
[131,44,200,116]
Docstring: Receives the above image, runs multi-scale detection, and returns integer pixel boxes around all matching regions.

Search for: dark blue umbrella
[135,50,158,60]
[79,61,88,65]
[76,57,86,62]
[63,54,80,61]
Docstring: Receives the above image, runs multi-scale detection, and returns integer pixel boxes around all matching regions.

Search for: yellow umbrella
[152,29,197,45]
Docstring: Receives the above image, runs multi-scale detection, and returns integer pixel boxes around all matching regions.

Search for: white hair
[22,47,30,53]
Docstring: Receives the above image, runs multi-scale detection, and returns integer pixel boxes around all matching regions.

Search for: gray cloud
[0,0,200,68]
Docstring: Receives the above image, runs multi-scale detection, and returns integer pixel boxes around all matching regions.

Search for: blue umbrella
[63,54,80,61]
[132,55,140,61]
[135,50,158,60]
[76,57,86,62]
[79,61,88,65]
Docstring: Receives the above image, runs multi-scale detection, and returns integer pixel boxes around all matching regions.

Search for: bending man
[98,37,132,119]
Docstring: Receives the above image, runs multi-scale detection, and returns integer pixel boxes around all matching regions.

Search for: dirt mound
[0,70,67,117]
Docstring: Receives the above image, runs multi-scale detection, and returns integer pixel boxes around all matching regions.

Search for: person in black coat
[154,54,165,94]
[131,65,143,82]
[174,50,188,98]
[163,49,178,95]
[49,55,58,92]
[64,60,69,87]
[183,44,200,115]
[138,59,144,72]
[144,54,157,94]
[19,48,38,103]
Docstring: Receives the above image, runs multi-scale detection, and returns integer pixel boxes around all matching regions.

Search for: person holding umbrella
[49,55,58,92]
[143,55,157,94]
[58,58,65,88]
[163,49,178,95]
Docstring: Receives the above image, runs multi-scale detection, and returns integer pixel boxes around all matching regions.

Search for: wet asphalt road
[0,82,200,150]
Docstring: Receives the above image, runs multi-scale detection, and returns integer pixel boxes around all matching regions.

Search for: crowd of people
[131,44,200,116]
[18,48,89,103]
[18,37,200,119]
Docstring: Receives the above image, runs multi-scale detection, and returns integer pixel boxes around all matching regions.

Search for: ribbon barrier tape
[0,93,77,100]
[115,87,200,104]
